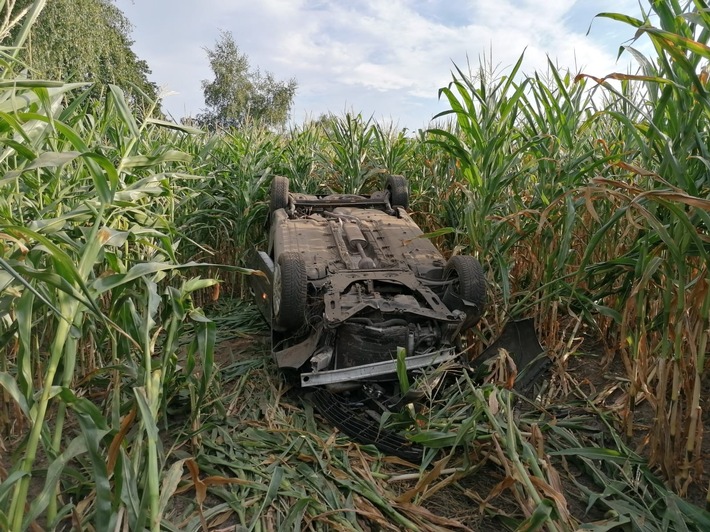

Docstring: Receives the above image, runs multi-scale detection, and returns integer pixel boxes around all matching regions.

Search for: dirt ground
[567,347,710,510]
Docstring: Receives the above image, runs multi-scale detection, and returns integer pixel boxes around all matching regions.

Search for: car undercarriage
[247,175,498,458]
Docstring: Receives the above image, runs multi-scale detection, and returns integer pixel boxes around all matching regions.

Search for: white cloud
[115,0,647,128]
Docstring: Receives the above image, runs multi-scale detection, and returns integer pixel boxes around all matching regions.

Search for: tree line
[7,0,297,129]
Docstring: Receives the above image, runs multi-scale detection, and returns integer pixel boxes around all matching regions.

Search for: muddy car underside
[245,177,554,459]
[249,176,486,391]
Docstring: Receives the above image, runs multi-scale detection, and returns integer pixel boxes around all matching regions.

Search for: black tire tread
[270,176,289,213]
[275,251,306,330]
[386,174,409,209]
[443,255,486,328]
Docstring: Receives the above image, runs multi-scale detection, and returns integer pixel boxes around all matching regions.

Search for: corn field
[1,0,710,530]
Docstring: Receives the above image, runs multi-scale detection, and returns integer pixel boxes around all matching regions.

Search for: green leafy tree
[10,0,158,103]
[198,30,297,129]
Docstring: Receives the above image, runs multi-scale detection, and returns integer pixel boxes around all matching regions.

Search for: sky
[114,0,644,130]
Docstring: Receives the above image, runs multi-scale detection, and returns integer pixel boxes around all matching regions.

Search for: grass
[1,0,710,529]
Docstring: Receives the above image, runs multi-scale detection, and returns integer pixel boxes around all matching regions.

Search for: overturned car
[248,175,487,390]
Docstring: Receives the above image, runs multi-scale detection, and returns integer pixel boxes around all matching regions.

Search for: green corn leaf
[0,471,28,505]
[576,515,631,531]
[15,290,34,403]
[516,498,554,531]
[248,466,283,531]
[82,151,119,204]
[0,257,64,319]
[182,278,219,294]
[395,346,409,395]
[24,436,87,527]
[59,388,113,531]
[0,83,88,112]
[120,150,193,169]
[9,0,48,63]
[641,26,710,59]
[92,261,259,294]
[108,84,140,138]
[550,447,645,464]
[146,118,203,135]
[0,372,30,418]
[280,497,313,532]
[407,431,459,448]
[134,386,159,442]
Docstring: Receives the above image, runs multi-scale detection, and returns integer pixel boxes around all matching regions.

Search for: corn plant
[0,72,252,530]
[370,121,415,176]
[429,0,710,501]
[320,112,379,193]
[276,122,325,193]
[174,122,279,298]
[575,0,710,492]
[428,54,535,303]
[0,0,46,63]
[2,1,709,529]
[402,126,465,251]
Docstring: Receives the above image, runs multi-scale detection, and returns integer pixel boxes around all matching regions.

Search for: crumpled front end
[274,268,465,387]
[268,200,465,388]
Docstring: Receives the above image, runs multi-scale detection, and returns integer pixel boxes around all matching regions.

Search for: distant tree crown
[8,0,158,105]
[197,30,297,130]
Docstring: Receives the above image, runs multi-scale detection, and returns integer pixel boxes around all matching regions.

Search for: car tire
[386,174,409,209]
[442,255,486,328]
[270,175,289,213]
[273,252,307,330]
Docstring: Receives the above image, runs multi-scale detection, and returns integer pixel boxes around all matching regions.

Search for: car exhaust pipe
[343,221,377,269]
